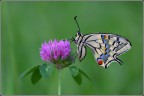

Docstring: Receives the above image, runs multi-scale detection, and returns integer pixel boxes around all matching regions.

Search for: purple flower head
[40,39,71,63]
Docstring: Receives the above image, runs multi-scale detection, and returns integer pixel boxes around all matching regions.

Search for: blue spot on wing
[106,44,110,48]
[101,35,109,44]
[100,53,110,63]
[104,39,108,44]
[101,35,105,39]
[101,54,105,59]
[105,53,110,58]
[99,35,112,63]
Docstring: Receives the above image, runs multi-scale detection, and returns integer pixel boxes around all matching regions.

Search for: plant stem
[58,69,62,96]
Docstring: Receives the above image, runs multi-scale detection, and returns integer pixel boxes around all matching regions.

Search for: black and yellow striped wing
[77,38,87,61]
[83,34,131,68]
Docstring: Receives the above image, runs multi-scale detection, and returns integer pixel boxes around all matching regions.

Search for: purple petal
[40,39,71,62]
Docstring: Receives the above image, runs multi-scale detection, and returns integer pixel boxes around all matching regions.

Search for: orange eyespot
[104,35,108,39]
[98,59,103,65]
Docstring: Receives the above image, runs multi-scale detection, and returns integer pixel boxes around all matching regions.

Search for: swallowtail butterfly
[72,16,132,69]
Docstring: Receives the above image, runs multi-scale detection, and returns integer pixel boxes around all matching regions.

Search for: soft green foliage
[69,66,79,77]
[69,66,82,85]
[79,68,92,81]
[72,72,82,85]
[39,63,54,79]
[20,63,54,85]
[1,1,143,95]
[69,66,91,85]
[31,67,42,85]
[20,65,40,79]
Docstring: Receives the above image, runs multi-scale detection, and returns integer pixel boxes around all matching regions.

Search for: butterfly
[72,16,132,69]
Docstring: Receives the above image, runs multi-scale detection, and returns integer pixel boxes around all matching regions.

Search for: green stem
[58,69,62,95]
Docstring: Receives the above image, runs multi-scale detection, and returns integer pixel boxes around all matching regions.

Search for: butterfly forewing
[77,37,87,61]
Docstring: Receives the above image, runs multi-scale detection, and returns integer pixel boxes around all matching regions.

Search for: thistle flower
[40,39,74,69]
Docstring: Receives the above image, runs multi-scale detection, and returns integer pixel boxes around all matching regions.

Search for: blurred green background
[1,1,143,95]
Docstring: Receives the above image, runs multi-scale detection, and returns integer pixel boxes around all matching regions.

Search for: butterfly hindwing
[83,34,131,68]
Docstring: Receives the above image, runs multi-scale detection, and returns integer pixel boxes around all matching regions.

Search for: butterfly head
[71,31,82,44]
[76,31,83,43]
[77,31,81,36]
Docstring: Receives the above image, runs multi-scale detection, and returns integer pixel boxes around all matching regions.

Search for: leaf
[69,66,92,85]
[72,73,82,85]
[20,65,40,79]
[69,66,79,77]
[69,66,82,85]
[39,63,54,78]
[79,69,92,81]
[31,67,42,85]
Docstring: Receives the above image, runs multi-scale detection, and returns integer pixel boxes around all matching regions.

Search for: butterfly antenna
[67,37,75,43]
[72,37,76,43]
[74,16,81,32]
[72,37,75,41]
[67,38,73,42]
